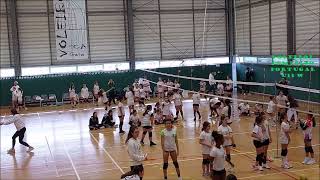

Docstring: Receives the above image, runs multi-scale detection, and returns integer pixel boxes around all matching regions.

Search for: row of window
[0,57,229,78]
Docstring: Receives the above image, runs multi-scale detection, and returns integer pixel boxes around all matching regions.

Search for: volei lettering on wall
[55,0,67,58]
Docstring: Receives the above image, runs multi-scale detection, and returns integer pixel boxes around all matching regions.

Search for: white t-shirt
[141,111,153,127]
[10,85,20,98]
[303,119,313,140]
[93,84,99,95]
[118,102,124,116]
[102,92,108,103]
[160,127,177,152]
[16,90,23,103]
[267,100,276,113]
[134,87,140,97]
[139,89,146,98]
[157,81,164,92]
[222,106,230,118]
[81,87,89,98]
[162,101,171,116]
[69,88,76,98]
[126,91,134,105]
[210,98,220,108]
[173,93,182,106]
[252,124,263,141]
[217,83,224,95]
[276,95,288,107]
[239,103,250,113]
[174,83,180,89]
[218,125,233,146]
[210,146,225,171]
[129,114,140,126]
[280,121,290,144]
[263,121,270,139]
[200,131,213,155]
[192,93,201,105]
[167,81,174,91]
[209,73,215,85]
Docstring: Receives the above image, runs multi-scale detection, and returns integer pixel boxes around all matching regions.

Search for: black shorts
[143,126,152,129]
[253,140,263,148]
[130,164,144,171]
[262,139,270,146]
[193,104,200,108]
[212,169,226,176]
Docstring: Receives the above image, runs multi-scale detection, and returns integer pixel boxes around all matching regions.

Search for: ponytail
[201,121,210,131]
[125,125,138,144]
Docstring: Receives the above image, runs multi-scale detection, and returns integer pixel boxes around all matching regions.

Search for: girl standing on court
[0,109,34,154]
[161,120,182,180]
[81,84,89,103]
[139,84,146,110]
[267,96,276,127]
[210,131,226,180]
[10,81,20,108]
[93,81,100,102]
[300,113,316,165]
[216,82,224,96]
[126,86,135,114]
[199,81,206,97]
[287,95,299,129]
[162,97,173,121]
[173,89,184,120]
[69,83,77,108]
[251,115,265,171]
[125,126,148,180]
[157,78,164,100]
[192,92,201,121]
[218,115,235,168]
[199,121,213,176]
[262,113,272,168]
[279,113,292,169]
[140,105,157,146]
[16,88,24,111]
[118,96,125,134]
[222,99,232,125]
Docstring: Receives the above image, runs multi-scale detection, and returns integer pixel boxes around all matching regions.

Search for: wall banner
[53,0,88,60]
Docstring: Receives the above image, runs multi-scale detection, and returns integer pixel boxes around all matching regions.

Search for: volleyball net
[141,69,320,117]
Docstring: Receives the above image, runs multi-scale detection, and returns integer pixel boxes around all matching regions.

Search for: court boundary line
[45,136,60,177]
[238,167,319,179]
[62,141,81,180]
[89,132,125,174]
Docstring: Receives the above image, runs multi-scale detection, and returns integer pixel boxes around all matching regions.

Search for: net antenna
[200,0,209,65]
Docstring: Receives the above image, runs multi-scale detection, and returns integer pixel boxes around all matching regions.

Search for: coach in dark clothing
[89,112,102,130]
[101,110,116,128]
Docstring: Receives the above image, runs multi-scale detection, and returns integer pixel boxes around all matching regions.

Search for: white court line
[89,132,125,174]
[62,141,81,180]
[238,167,319,179]
[45,136,60,177]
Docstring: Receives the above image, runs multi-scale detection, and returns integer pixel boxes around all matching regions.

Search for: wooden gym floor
[0,97,319,180]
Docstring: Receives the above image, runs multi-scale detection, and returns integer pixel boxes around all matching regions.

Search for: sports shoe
[262,163,270,169]
[7,148,15,154]
[178,177,182,180]
[306,158,316,165]
[150,141,157,146]
[258,166,263,171]
[302,157,310,164]
[119,130,125,134]
[283,164,293,169]
[27,146,34,152]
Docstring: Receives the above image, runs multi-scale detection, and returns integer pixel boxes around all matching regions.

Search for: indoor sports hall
[0,0,319,180]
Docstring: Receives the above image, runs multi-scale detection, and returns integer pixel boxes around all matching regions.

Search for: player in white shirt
[262,113,272,168]
[299,113,316,165]
[199,81,206,97]
[192,92,201,121]
[161,120,181,180]
[140,105,157,146]
[267,96,276,127]
[174,79,180,92]
[225,76,233,97]
[254,103,264,116]
[129,110,141,127]
[287,95,299,129]
[154,108,164,125]
[162,97,173,121]
[118,96,125,134]
[139,84,146,109]
[69,83,77,107]
[93,81,100,102]
[133,83,140,103]
[210,131,227,180]
[218,115,235,168]
[222,99,232,125]
[279,112,292,169]
[209,98,221,118]
[126,86,135,114]
[167,79,174,97]
[16,88,24,110]
[238,102,250,116]
[216,83,224,96]
[142,78,151,100]
[0,109,34,154]
[208,72,216,94]
[276,91,288,114]
[125,126,148,180]
[199,121,213,176]
[10,81,20,108]
[251,115,266,171]
[172,89,184,120]
[157,78,164,99]
[81,84,89,103]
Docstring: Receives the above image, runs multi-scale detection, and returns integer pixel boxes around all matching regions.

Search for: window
[78,64,103,72]
[0,68,15,78]
[201,57,229,65]
[159,60,183,68]
[21,67,50,76]
[243,57,257,63]
[236,56,244,63]
[258,57,272,64]
[136,61,160,70]
[50,66,77,74]
[103,62,130,71]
